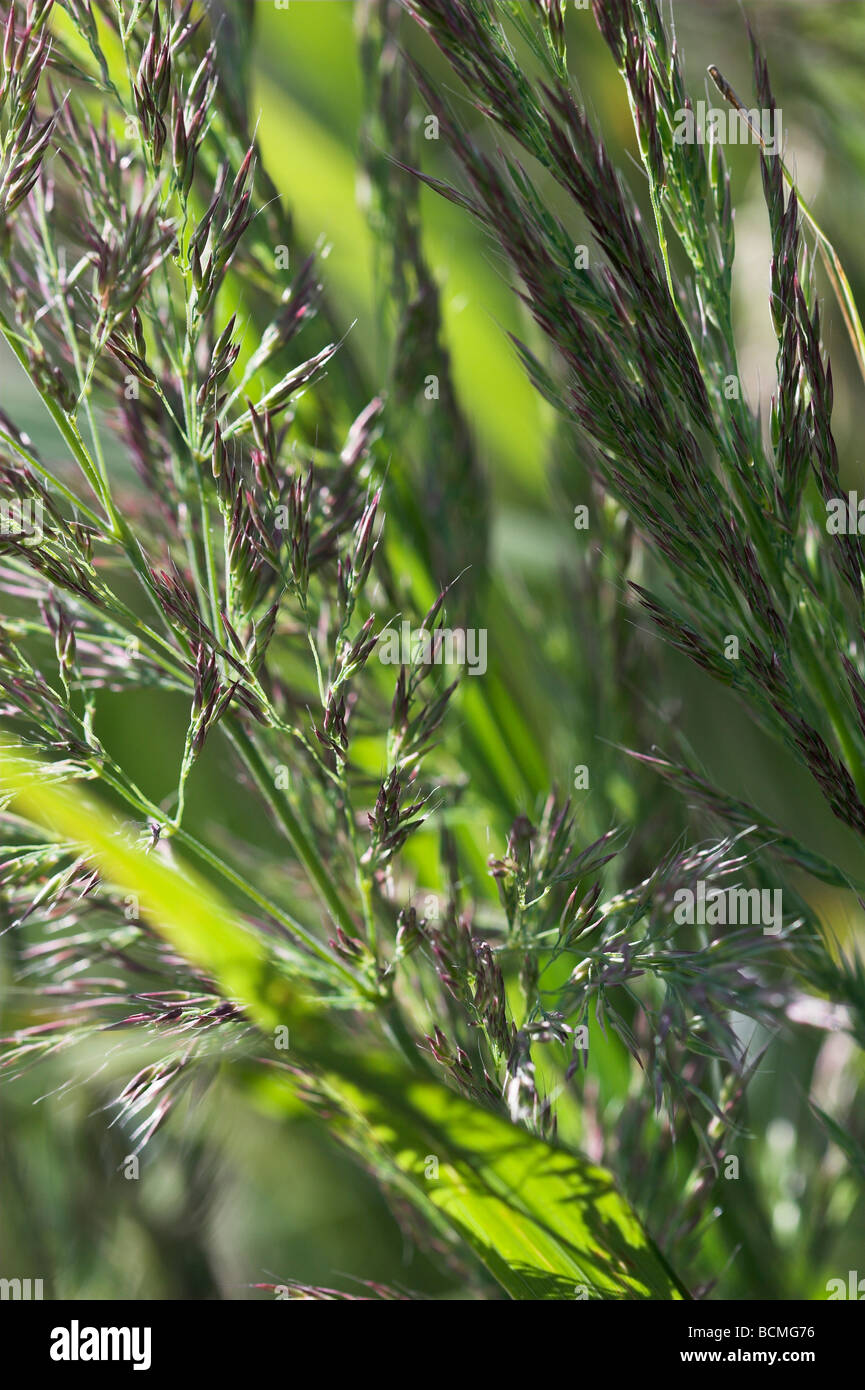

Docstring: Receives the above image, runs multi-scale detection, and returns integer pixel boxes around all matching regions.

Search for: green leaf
[330,1070,689,1299]
[0,741,688,1300]
[250,71,544,489]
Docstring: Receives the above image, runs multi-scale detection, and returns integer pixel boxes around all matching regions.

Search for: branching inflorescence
[0,0,863,1301]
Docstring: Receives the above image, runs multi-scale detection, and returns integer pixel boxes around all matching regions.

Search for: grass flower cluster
[0,0,863,1301]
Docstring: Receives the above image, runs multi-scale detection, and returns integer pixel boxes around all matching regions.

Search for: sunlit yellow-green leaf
[0,742,687,1300]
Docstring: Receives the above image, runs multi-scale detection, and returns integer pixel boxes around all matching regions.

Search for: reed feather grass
[0,0,863,1300]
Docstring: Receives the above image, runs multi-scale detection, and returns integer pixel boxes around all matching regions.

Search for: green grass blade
[0,741,688,1300]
